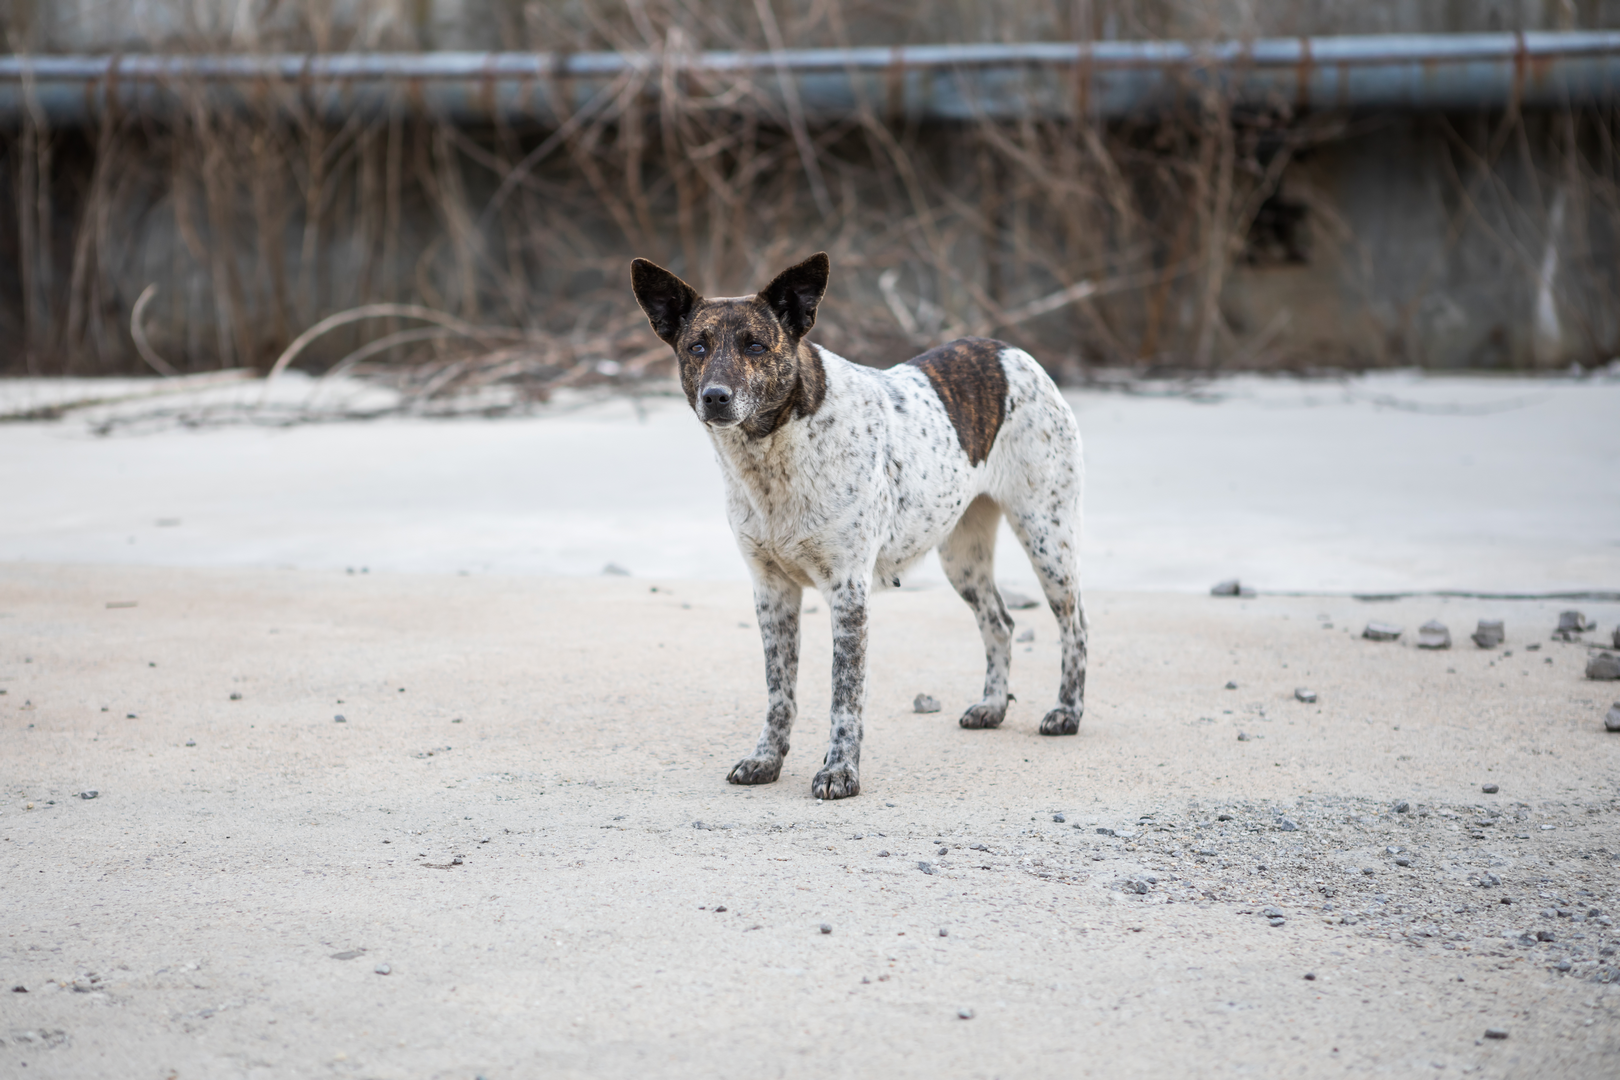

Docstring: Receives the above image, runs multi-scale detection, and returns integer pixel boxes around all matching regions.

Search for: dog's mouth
[702,414,744,429]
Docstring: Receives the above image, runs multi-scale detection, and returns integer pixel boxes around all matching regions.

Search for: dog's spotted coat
[632,252,1087,799]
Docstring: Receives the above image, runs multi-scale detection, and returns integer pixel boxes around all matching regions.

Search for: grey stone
[184,739,195,747]
[1484,1029,1509,1040]
[999,588,1040,610]
[334,714,346,722]
[1586,654,1620,680]
[374,963,391,975]
[1237,731,1255,741]
[1052,813,1066,823]
[877,850,890,857]
[1605,703,1620,732]
[77,790,98,800]
[1362,868,1377,876]
[1558,610,1593,632]
[1268,917,1286,927]
[1294,688,1317,704]
[1015,628,1035,644]
[1416,620,1452,649]
[970,843,989,851]
[1482,783,1500,794]
[1124,878,1150,894]
[917,861,936,875]
[1537,930,1556,942]
[1197,848,1217,857]
[939,928,948,937]
[1261,906,1284,918]
[1554,958,1572,972]
[1472,620,1505,648]
[1225,680,1238,689]
[1395,857,1413,867]
[820,923,832,935]
[330,949,365,960]
[1095,828,1115,836]
[1304,972,1316,981]
[937,846,948,856]
[912,693,942,714]
[1278,818,1299,831]
[229,692,242,701]
[1363,621,1403,641]
[957,1008,975,1020]
[602,563,631,576]
[1394,800,1411,813]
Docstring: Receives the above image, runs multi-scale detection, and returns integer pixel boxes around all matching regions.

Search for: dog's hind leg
[938,494,1014,729]
[1002,484,1087,736]
[810,576,867,799]
[728,567,802,785]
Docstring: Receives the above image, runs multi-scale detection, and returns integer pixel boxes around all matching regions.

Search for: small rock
[912,694,941,714]
[1362,868,1376,876]
[1363,621,1403,642]
[1278,818,1299,832]
[1554,958,1572,972]
[999,588,1040,610]
[334,714,346,723]
[1052,813,1066,823]
[939,928,948,937]
[1015,628,1035,644]
[1268,917,1286,927]
[1483,1028,1509,1040]
[1196,848,1216,857]
[877,850,890,857]
[1482,784,1500,794]
[374,963,391,975]
[1303,972,1316,981]
[1393,800,1411,813]
[229,692,242,701]
[184,739,196,747]
[1210,579,1257,597]
[1416,620,1452,649]
[1558,611,1593,632]
[937,846,948,856]
[917,861,935,875]
[1225,680,1238,690]
[714,906,726,913]
[1237,732,1253,741]
[602,563,631,576]
[1605,702,1620,732]
[957,1007,975,1020]
[1261,906,1284,918]
[1536,929,1556,942]
[1586,654,1620,681]
[1294,688,1317,704]
[1472,620,1505,649]
[77,790,98,800]
[1395,857,1413,867]
[970,843,989,851]
[1096,827,1115,836]
[1124,878,1149,895]
[820,923,832,935]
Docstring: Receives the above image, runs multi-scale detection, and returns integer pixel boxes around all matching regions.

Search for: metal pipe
[1,32,1617,126]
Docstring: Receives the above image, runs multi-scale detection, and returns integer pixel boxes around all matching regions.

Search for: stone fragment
[374,963,391,975]
[1052,813,1065,823]
[1586,654,1620,681]
[1015,628,1035,643]
[77,790,98,800]
[601,563,631,576]
[1294,688,1317,704]
[1559,611,1593,632]
[1484,1028,1509,1040]
[917,861,935,875]
[912,694,941,714]
[957,1008,975,1020]
[1393,800,1411,813]
[1210,579,1258,597]
[1225,680,1238,690]
[1606,703,1620,732]
[1416,620,1452,649]
[820,923,832,935]
[1482,784,1500,794]
[999,588,1040,610]
[1363,621,1403,641]
[1472,620,1505,648]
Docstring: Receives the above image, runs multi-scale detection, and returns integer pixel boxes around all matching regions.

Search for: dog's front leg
[727,570,803,786]
[811,577,867,800]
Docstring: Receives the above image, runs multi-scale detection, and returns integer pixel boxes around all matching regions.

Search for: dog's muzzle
[699,384,742,425]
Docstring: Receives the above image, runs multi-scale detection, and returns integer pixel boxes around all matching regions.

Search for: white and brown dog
[632,252,1087,800]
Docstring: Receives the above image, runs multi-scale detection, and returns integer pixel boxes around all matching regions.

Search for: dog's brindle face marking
[906,337,1009,466]
[631,254,829,438]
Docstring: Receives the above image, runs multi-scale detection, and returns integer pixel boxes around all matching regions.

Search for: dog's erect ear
[757,252,830,339]
[631,258,700,345]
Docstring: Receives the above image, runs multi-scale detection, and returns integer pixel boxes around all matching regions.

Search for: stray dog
[632,252,1086,800]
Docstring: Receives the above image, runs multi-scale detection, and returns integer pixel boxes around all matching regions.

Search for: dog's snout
[701,384,733,408]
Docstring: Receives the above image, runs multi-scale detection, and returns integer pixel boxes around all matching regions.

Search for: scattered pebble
[1393,800,1410,814]
[917,861,936,875]
[999,589,1040,610]
[1237,732,1254,741]
[1395,857,1413,867]
[1015,628,1035,643]
[714,906,727,913]
[1558,611,1593,632]
[912,694,941,714]
[1586,654,1620,681]
[1278,818,1299,832]
[77,791,98,800]
[877,850,890,857]
[1605,703,1620,732]
[957,1008,975,1020]
[228,692,242,701]
[820,923,832,935]
[1294,688,1317,704]
[1303,973,1316,981]
[334,714,346,723]
[1363,622,1403,642]
[1124,878,1149,894]
[1471,620,1505,649]
[1482,784,1500,794]
[1225,680,1238,690]
[938,928,948,937]
[374,963,391,975]
[184,740,196,747]
[1052,813,1065,823]
[937,846,948,856]
[1484,1028,1509,1040]
[1416,620,1452,649]
[1210,579,1256,597]
[1362,868,1376,876]
[602,563,631,576]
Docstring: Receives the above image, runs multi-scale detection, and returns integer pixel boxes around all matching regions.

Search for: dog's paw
[1038,706,1082,736]
[727,755,783,785]
[811,761,860,800]
[958,701,1007,729]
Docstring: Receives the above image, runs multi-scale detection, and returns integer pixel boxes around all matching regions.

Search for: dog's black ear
[631,258,700,345]
[757,252,830,339]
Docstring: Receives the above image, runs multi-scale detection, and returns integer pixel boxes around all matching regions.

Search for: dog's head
[631,252,829,434]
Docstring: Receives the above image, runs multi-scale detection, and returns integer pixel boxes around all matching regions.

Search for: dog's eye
[746,342,765,354]
[689,342,707,355]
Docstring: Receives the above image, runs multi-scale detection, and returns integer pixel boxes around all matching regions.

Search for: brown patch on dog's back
[906,337,1009,465]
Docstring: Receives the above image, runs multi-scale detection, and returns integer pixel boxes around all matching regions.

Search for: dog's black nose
[701,385,733,407]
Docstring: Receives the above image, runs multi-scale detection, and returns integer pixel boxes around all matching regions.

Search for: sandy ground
[3,564,1619,1078]
[3,370,1619,593]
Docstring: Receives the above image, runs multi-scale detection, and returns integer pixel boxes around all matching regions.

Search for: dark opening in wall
[1244,194,1310,267]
